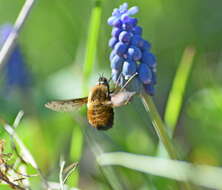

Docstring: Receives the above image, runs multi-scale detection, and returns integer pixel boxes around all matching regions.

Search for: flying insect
[45,76,135,130]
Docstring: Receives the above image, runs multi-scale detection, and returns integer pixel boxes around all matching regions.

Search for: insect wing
[45,97,88,112]
[111,91,136,107]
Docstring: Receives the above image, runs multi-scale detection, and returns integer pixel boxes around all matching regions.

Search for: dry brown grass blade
[0,113,50,190]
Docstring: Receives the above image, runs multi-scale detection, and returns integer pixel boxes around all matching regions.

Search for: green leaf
[98,152,222,189]
[164,46,196,132]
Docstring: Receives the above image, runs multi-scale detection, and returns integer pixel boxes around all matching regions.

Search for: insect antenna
[120,72,138,92]
[111,72,138,93]
[109,72,122,94]
[107,76,112,83]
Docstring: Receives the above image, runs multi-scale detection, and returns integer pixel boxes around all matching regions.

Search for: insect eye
[98,77,108,84]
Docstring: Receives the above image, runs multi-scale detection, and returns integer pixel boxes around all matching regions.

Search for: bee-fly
[45,76,136,130]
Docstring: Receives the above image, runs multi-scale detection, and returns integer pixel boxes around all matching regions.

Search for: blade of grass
[98,152,222,190]
[68,125,83,187]
[63,162,78,184]
[59,159,65,190]
[47,181,79,190]
[82,0,102,95]
[164,46,196,133]
[157,46,196,157]
[13,110,24,129]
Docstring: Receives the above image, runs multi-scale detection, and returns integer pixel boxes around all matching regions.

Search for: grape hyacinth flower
[107,3,183,169]
[108,3,157,95]
[0,24,31,91]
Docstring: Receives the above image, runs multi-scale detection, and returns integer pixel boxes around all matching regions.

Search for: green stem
[140,92,177,159]
[140,92,192,190]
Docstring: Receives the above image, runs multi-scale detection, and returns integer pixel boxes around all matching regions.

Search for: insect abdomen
[87,103,114,130]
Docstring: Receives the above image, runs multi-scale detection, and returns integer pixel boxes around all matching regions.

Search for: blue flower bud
[128,46,142,61]
[144,84,155,96]
[5,46,31,88]
[111,55,124,70]
[122,23,133,31]
[119,31,131,43]
[127,6,139,15]
[121,15,137,26]
[141,52,156,68]
[131,35,143,47]
[120,14,129,22]
[113,19,122,27]
[0,24,31,90]
[114,42,128,56]
[0,24,14,45]
[112,27,122,37]
[127,17,138,27]
[138,63,152,84]
[122,60,137,79]
[112,69,121,82]
[109,50,116,61]
[108,37,117,48]
[119,3,128,13]
[133,26,142,35]
[137,38,145,48]
[151,70,157,84]
[112,8,118,16]
[141,40,151,51]
[107,16,116,26]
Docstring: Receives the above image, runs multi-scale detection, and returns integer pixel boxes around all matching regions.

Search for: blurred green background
[1,0,222,189]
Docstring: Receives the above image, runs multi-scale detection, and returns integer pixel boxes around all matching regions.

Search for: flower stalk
[140,92,192,190]
[140,92,178,159]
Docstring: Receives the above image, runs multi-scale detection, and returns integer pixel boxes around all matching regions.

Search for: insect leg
[115,73,123,89]
[108,72,122,94]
